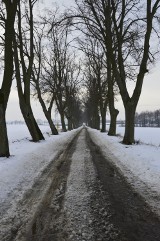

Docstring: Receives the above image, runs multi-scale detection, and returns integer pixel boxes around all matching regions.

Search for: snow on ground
[116,125,160,146]
[88,127,160,215]
[0,124,80,216]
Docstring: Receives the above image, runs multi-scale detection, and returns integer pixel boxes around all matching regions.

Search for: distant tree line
[135,110,160,127]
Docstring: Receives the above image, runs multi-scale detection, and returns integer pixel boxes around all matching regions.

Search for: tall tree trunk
[92,104,100,130]
[92,114,100,130]
[19,100,44,141]
[0,92,9,157]
[107,61,119,136]
[40,105,58,135]
[14,40,44,142]
[105,0,156,144]
[123,103,136,144]
[72,120,76,129]
[47,117,58,135]
[35,82,58,135]
[101,111,106,132]
[67,117,73,131]
[108,108,119,136]
[15,69,45,141]
[60,112,67,132]
[0,1,19,157]
[96,114,100,130]
[100,100,108,133]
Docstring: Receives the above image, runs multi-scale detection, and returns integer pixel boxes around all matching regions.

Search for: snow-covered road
[1,127,160,241]
[18,128,125,241]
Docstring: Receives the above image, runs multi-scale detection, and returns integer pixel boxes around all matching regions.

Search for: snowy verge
[116,125,160,146]
[0,126,81,216]
[87,127,160,216]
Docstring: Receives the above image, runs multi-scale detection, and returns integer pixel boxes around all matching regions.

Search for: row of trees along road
[0,0,160,157]
[62,0,160,144]
[0,2,82,157]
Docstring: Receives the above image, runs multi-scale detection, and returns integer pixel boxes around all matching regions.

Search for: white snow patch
[116,125,160,146]
[0,124,81,218]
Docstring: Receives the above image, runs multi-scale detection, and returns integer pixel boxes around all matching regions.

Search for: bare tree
[0,0,19,157]
[79,36,108,131]
[64,57,82,130]
[13,0,44,141]
[58,0,119,135]
[32,27,58,135]
[39,11,81,132]
[71,0,160,143]
[101,0,160,143]
[83,68,100,130]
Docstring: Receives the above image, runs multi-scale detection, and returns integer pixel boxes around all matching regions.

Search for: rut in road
[14,127,160,241]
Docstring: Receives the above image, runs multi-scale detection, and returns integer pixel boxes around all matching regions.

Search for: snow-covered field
[116,125,160,146]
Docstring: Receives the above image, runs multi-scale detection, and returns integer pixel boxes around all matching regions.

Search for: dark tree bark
[60,112,67,132]
[107,60,119,136]
[101,109,107,132]
[79,38,107,131]
[123,102,136,144]
[0,91,9,157]
[36,89,58,135]
[71,0,160,144]
[19,100,44,141]
[33,69,58,135]
[96,113,100,130]
[105,0,159,144]
[37,12,81,132]
[67,117,73,131]
[14,44,44,141]
[32,29,58,135]
[108,109,119,136]
[0,0,19,157]
[13,0,44,141]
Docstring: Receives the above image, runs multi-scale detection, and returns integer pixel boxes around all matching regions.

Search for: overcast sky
[4,0,160,121]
